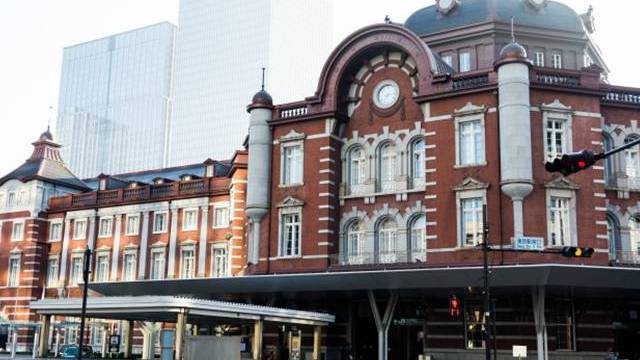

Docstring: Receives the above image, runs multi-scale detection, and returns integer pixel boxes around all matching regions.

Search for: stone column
[110,215,122,281]
[368,291,398,360]
[167,208,179,279]
[312,326,321,360]
[38,315,50,357]
[175,312,187,360]
[138,212,150,279]
[58,218,71,286]
[252,319,263,360]
[123,320,134,358]
[87,216,97,251]
[532,286,548,360]
[198,206,209,277]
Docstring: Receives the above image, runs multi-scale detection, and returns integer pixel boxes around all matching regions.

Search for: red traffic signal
[449,295,461,317]
[545,150,601,176]
[561,246,595,258]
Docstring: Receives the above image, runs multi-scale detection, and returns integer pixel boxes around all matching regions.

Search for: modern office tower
[56,22,176,178]
[168,0,334,166]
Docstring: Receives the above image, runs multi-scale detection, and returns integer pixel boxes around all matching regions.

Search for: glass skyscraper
[168,0,334,165]
[57,22,176,178]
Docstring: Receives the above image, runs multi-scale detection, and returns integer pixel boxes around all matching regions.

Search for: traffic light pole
[482,205,491,360]
[77,247,92,360]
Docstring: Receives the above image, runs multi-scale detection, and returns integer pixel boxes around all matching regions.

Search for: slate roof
[405,0,585,37]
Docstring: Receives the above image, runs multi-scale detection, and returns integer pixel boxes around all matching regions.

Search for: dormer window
[535,51,545,67]
[552,52,562,69]
[459,51,471,72]
[99,179,107,191]
[129,183,138,189]
[8,192,16,206]
[206,164,214,177]
[154,178,165,185]
[181,175,192,182]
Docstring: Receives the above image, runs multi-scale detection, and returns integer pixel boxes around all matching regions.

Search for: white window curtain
[8,256,20,287]
[412,139,425,179]
[95,254,110,282]
[150,250,166,280]
[411,215,426,261]
[153,212,167,233]
[70,257,83,285]
[122,253,137,281]
[180,248,196,279]
[212,246,228,278]
[99,218,112,237]
[283,145,303,185]
[461,198,484,247]
[549,197,571,247]
[545,118,566,161]
[349,147,367,187]
[379,143,396,191]
[125,216,139,235]
[346,221,365,264]
[378,218,398,263]
[280,212,301,257]
[459,120,484,165]
[46,258,59,287]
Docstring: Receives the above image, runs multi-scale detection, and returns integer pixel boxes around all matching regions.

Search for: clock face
[374,81,400,109]
[439,0,454,10]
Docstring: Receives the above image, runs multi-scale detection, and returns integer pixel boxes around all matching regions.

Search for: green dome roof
[405,0,584,36]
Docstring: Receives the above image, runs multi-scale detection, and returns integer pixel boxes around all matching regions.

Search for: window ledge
[125,233,139,237]
[271,255,302,260]
[97,235,112,239]
[152,230,168,234]
[279,183,304,189]
[212,225,230,230]
[454,162,487,169]
[341,187,424,200]
[181,228,198,232]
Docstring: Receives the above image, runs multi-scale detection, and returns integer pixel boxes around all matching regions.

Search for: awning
[30,296,335,326]
[88,264,640,299]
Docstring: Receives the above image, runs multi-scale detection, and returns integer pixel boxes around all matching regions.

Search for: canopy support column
[312,325,321,360]
[140,321,159,360]
[175,311,187,360]
[123,320,134,358]
[532,286,548,360]
[37,315,50,357]
[252,318,263,360]
[368,290,398,360]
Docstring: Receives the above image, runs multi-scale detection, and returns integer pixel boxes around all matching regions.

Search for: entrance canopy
[30,296,335,326]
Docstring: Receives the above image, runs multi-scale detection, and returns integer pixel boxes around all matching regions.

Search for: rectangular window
[182,209,198,231]
[7,192,16,206]
[8,256,20,287]
[545,118,566,161]
[441,54,453,67]
[91,325,105,347]
[535,51,545,67]
[212,245,228,278]
[70,256,83,286]
[46,257,59,287]
[122,252,137,281]
[150,250,166,280]
[94,253,110,282]
[459,51,471,72]
[282,144,303,185]
[49,222,62,241]
[552,53,562,69]
[280,212,301,257]
[153,212,168,233]
[11,221,24,241]
[98,217,112,237]
[549,196,571,247]
[0,193,4,207]
[180,248,196,279]
[73,219,87,240]
[213,205,229,228]
[125,215,140,236]
[458,119,484,165]
[18,190,27,205]
[461,198,484,247]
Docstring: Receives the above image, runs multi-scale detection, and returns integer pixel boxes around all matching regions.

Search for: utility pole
[77,247,92,360]
[482,205,491,360]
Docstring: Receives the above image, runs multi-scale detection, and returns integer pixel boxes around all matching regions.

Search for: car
[58,344,94,358]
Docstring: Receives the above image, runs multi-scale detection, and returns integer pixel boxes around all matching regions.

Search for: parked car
[58,344,94,358]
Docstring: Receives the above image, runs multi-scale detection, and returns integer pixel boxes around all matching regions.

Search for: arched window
[410,138,425,184]
[625,135,640,188]
[348,147,367,188]
[606,214,619,260]
[346,220,365,264]
[378,142,397,192]
[377,218,398,263]
[409,215,426,262]
[630,215,640,258]
[603,133,614,185]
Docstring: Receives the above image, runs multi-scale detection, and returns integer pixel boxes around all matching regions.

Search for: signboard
[108,334,120,353]
[513,236,544,251]
[513,345,527,358]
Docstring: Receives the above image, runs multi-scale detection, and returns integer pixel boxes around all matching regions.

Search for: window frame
[456,190,487,248]
[542,110,572,163]
[409,137,426,185]
[181,208,199,232]
[278,207,302,258]
[152,211,168,234]
[377,141,398,192]
[179,246,196,279]
[409,214,427,261]
[69,254,84,286]
[347,146,367,189]
[125,214,140,236]
[545,188,577,248]
[377,218,399,263]
[98,217,113,238]
[212,203,230,229]
[73,219,87,240]
[535,51,545,67]
[7,254,21,288]
[150,248,166,280]
[459,50,472,72]
[455,113,486,167]
[552,52,563,69]
[11,221,24,241]
[280,141,304,187]
[49,221,63,242]
[94,251,110,283]
[46,255,59,288]
[121,250,137,281]
[211,243,229,278]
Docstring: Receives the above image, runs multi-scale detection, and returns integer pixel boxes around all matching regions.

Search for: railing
[150,183,174,198]
[452,73,489,91]
[96,190,119,204]
[330,250,427,267]
[123,187,146,202]
[179,179,205,194]
[611,250,640,266]
[602,87,640,106]
[71,193,96,207]
[534,69,580,87]
[278,103,308,119]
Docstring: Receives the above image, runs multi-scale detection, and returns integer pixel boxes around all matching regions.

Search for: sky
[0,0,637,176]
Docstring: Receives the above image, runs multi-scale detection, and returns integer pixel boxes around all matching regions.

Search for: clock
[527,0,548,9]
[373,80,400,109]
[437,0,459,15]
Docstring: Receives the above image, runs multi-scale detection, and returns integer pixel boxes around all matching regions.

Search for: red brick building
[7,0,640,359]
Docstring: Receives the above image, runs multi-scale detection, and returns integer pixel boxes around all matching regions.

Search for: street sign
[513,345,527,358]
[513,236,544,251]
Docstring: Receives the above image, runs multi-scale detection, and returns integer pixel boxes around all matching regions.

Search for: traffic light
[545,150,601,176]
[561,246,595,258]
[449,295,461,318]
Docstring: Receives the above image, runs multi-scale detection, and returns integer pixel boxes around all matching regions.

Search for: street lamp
[77,247,92,360]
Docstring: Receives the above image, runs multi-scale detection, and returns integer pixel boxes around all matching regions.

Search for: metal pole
[482,205,491,360]
[77,248,92,360]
